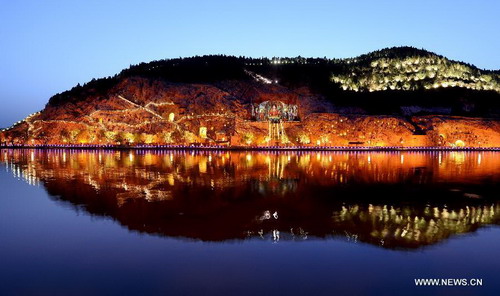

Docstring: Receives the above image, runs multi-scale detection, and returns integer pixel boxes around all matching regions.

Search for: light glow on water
[1,149,500,295]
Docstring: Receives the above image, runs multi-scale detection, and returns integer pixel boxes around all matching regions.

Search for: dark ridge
[48,55,251,106]
[48,76,119,106]
[118,55,250,82]
[345,46,442,65]
[345,46,494,73]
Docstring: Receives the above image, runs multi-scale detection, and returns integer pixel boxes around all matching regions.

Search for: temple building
[249,96,299,143]
[251,100,299,123]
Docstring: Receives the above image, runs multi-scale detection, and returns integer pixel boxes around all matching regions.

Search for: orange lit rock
[1,77,499,147]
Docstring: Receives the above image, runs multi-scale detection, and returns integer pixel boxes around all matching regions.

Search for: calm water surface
[1,149,500,295]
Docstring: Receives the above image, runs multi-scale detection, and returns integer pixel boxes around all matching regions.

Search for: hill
[48,47,500,116]
[1,46,500,147]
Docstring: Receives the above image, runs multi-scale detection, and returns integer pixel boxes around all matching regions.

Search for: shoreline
[1,145,499,152]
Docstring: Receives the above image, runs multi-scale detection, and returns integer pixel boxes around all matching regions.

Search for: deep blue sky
[1,0,499,127]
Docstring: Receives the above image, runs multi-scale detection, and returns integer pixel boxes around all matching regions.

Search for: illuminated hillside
[1,47,500,147]
[332,47,500,92]
[46,47,500,110]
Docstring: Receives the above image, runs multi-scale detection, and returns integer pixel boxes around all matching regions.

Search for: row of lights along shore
[1,143,499,151]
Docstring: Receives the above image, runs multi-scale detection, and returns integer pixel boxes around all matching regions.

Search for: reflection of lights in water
[400,154,404,164]
[167,174,174,186]
[198,160,207,173]
[260,210,271,220]
[300,228,308,240]
[246,154,252,162]
[273,230,280,242]
[450,152,465,165]
[335,203,500,245]
[3,150,500,227]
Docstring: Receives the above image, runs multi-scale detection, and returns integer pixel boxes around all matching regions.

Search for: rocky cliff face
[1,75,500,147]
[0,76,333,146]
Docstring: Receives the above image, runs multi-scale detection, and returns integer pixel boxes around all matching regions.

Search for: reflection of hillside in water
[1,149,500,249]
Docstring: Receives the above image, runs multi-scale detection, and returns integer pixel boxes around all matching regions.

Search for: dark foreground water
[1,149,500,296]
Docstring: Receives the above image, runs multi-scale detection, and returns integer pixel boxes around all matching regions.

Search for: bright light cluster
[332,56,500,92]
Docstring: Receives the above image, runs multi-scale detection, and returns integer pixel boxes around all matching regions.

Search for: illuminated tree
[162,132,173,143]
[104,131,117,143]
[134,133,144,144]
[298,134,310,144]
[116,132,134,145]
[76,130,91,144]
[141,134,155,144]
[60,129,70,143]
[183,131,197,144]
[241,133,254,145]
[69,130,79,143]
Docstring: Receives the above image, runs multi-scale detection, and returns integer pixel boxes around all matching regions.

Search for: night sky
[1,0,499,127]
